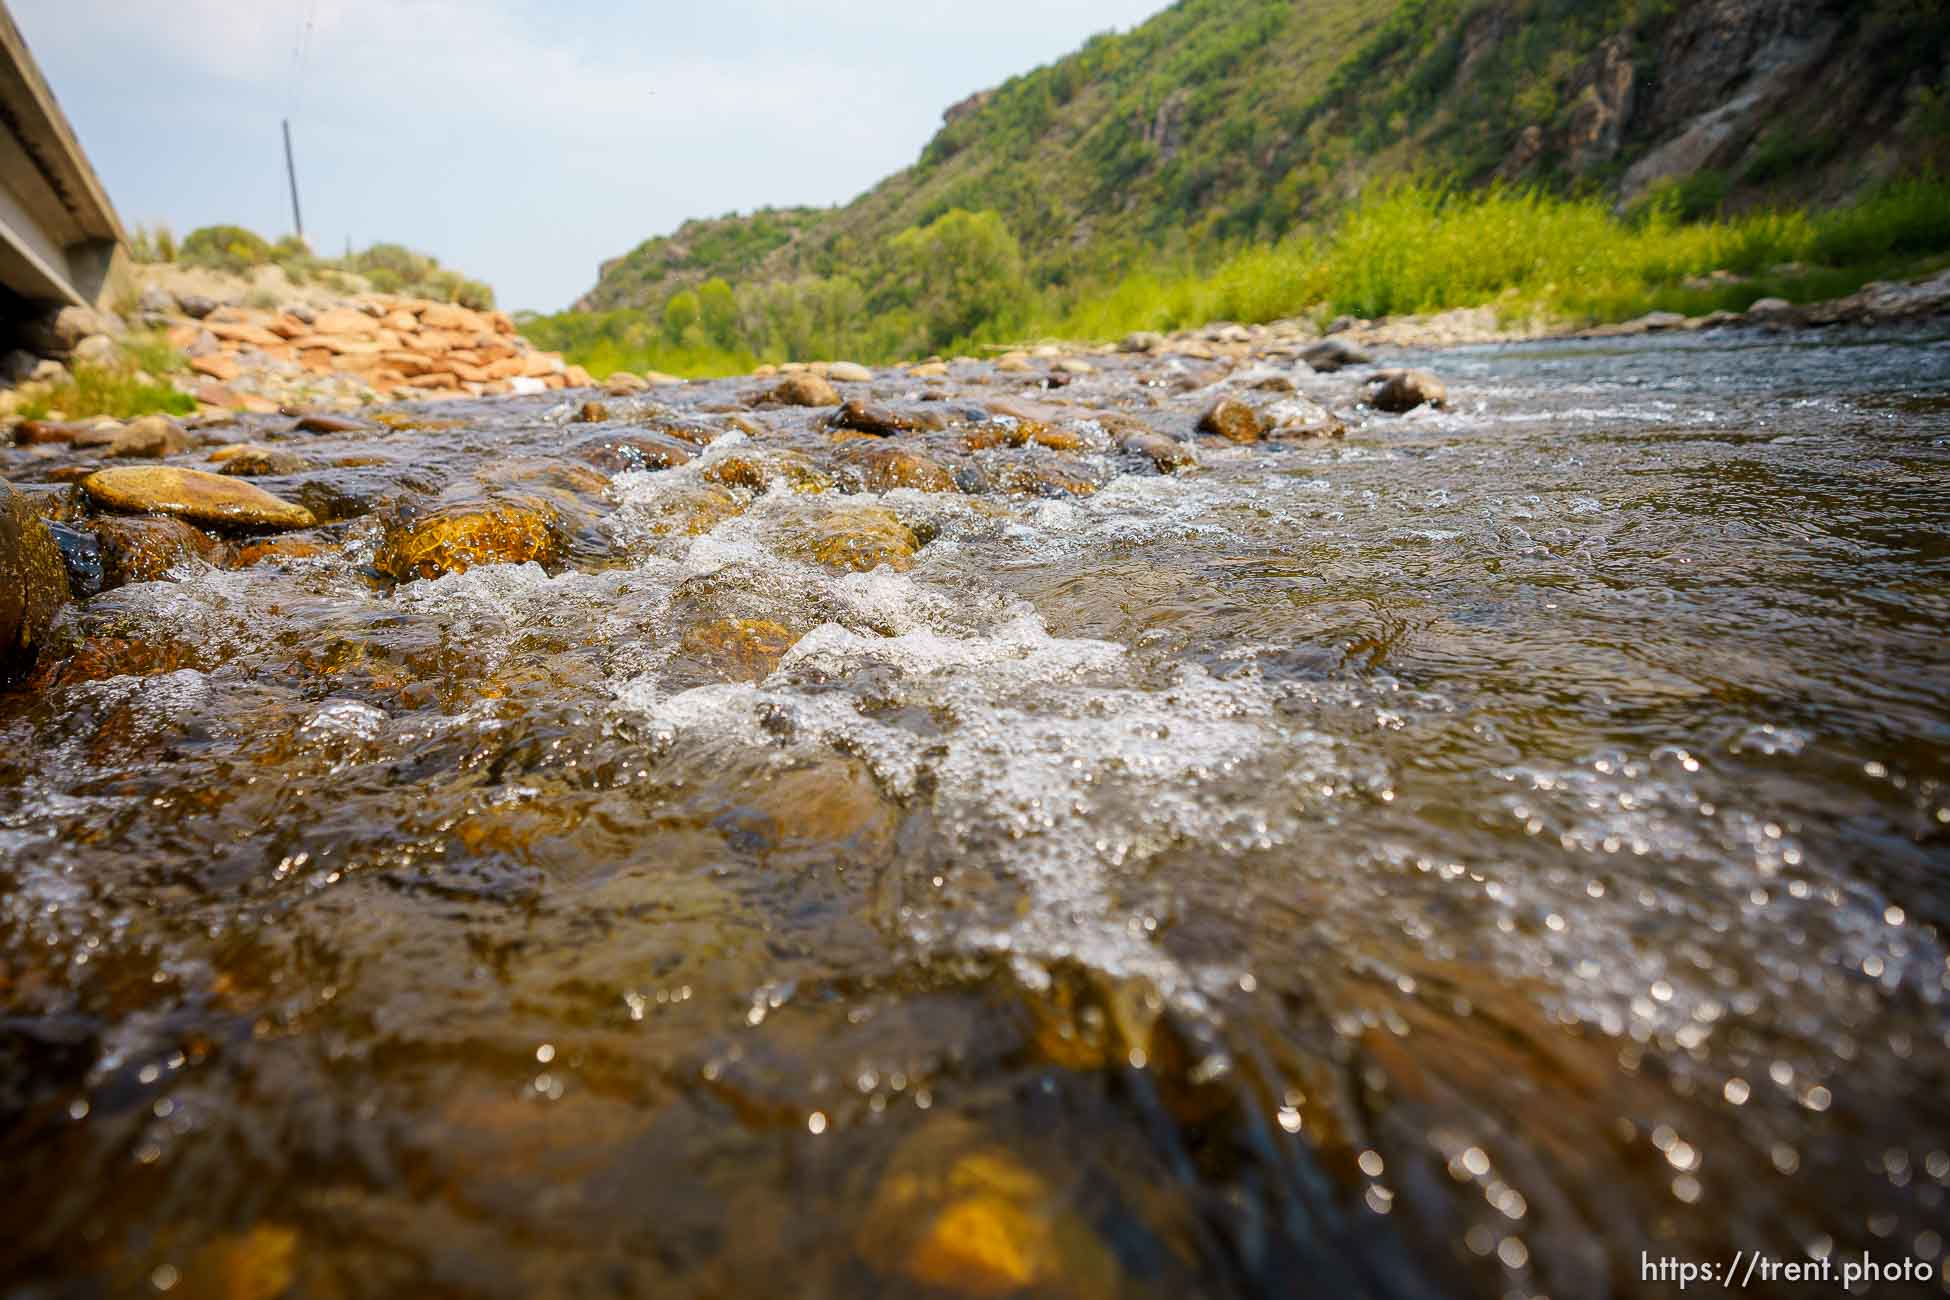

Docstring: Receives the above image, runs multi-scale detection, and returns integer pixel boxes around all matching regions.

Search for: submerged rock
[570,432,694,473]
[1369,369,1448,413]
[0,483,70,684]
[839,444,958,493]
[1265,395,1346,438]
[858,1123,1119,1299]
[1302,338,1372,372]
[994,459,1100,498]
[373,495,558,580]
[1122,432,1197,473]
[702,450,832,495]
[679,618,797,682]
[1196,397,1263,443]
[82,466,316,530]
[806,506,920,572]
[90,514,228,588]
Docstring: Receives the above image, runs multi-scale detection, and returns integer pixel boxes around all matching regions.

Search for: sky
[12,1,1165,314]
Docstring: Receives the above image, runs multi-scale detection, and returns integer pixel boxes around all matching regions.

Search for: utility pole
[282,119,306,248]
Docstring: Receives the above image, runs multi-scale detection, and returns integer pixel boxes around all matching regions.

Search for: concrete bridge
[0,2,125,313]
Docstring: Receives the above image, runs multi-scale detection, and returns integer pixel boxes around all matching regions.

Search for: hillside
[523,0,1950,379]
[575,0,1948,317]
[572,207,830,314]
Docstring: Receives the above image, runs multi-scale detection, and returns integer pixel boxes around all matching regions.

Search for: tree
[887,209,1028,349]
[662,290,701,345]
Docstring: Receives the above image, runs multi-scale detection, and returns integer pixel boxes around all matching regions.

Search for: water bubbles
[1497,1236,1530,1269]
[1358,1150,1385,1177]
[536,1044,555,1064]
[1723,1077,1751,1105]
[807,1111,827,1135]
[150,1265,179,1292]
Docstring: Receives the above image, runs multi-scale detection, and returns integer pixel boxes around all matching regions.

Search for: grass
[533,176,1950,376]
[1022,176,1950,342]
[18,336,196,421]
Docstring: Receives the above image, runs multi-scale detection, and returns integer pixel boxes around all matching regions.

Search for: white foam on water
[607,573,1364,1005]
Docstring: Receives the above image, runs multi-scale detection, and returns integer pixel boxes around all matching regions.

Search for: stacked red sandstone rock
[172,297,592,411]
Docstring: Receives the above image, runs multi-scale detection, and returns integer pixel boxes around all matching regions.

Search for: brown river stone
[81,466,316,530]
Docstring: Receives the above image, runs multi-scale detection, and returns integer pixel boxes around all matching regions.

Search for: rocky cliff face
[1489,0,1948,202]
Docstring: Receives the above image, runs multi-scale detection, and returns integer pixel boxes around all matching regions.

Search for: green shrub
[1810,176,1950,264]
[180,224,272,272]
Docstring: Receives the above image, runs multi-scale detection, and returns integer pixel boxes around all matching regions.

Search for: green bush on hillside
[180,224,273,272]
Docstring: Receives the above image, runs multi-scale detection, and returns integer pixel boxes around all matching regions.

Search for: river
[2,325,1948,1297]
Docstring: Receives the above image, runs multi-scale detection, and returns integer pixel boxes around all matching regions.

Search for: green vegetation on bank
[129,223,496,309]
[16,333,196,422]
[522,177,1950,377]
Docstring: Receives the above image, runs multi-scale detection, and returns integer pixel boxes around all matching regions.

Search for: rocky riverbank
[0,271,588,426]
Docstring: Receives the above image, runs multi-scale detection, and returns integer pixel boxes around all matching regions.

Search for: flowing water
[3,326,1949,1298]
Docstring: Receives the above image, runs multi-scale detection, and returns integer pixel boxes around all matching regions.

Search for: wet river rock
[570,432,694,473]
[81,466,316,530]
[1301,337,1373,371]
[804,505,921,572]
[678,617,798,682]
[105,415,191,459]
[838,443,958,493]
[90,513,228,588]
[1369,368,1448,412]
[373,494,559,580]
[0,481,69,683]
[765,373,841,407]
[1264,395,1346,438]
[1196,396,1264,443]
[830,399,946,436]
[209,444,312,476]
[1121,432,1197,473]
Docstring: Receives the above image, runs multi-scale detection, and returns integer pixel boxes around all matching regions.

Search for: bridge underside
[0,2,126,313]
